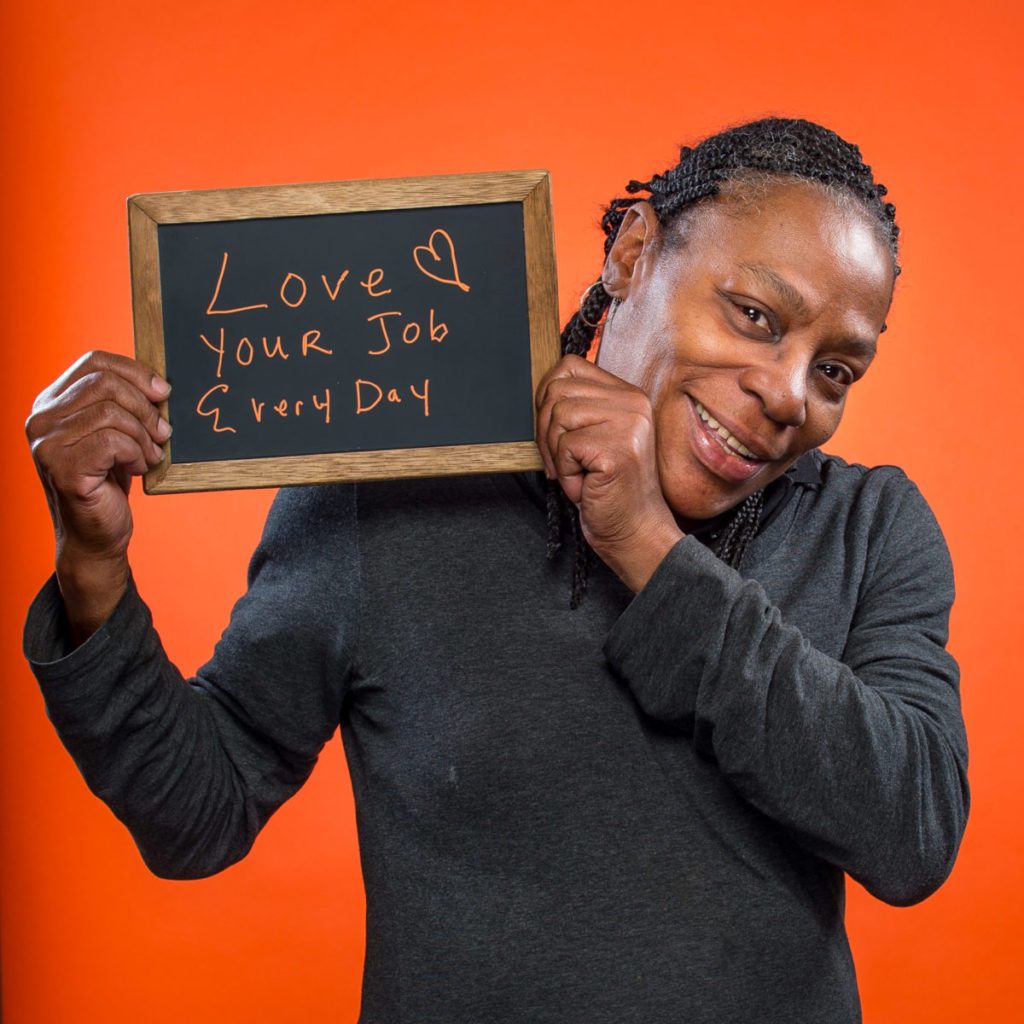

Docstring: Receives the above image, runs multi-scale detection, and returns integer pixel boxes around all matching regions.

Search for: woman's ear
[602,201,662,300]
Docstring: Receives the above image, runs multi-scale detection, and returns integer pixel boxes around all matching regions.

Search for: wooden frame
[128,171,559,493]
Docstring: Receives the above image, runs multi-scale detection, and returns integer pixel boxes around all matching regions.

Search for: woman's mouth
[686,398,772,483]
[694,401,760,460]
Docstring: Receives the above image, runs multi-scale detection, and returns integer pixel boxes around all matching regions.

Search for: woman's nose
[738,355,808,427]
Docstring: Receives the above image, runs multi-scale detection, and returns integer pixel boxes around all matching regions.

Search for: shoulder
[258,481,358,548]
[810,449,920,504]
[807,449,953,594]
[803,449,941,536]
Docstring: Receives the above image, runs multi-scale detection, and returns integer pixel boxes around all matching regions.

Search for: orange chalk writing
[248,391,328,424]
[367,310,447,355]
[200,329,226,379]
[321,270,350,301]
[262,335,289,360]
[355,378,430,417]
[355,378,383,414]
[430,308,448,343]
[302,329,334,357]
[280,272,308,308]
[196,384,236,433]
[367,311,401,355]
[312,388,331,423]
[206,252,269,316]
[413,229,470,293]
[410,378,430,417]
[236,337,254,366]
[360,267,392,297]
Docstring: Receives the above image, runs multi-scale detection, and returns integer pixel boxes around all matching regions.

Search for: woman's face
[596,180,895,525]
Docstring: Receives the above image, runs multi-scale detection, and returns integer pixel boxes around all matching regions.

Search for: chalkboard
[128,171,559,493]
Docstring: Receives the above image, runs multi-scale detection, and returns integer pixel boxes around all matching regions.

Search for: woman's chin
[662,476,766,529]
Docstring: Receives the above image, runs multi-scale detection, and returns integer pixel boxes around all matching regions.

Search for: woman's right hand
[25,351,171,643]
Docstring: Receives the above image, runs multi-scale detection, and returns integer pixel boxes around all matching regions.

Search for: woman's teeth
[695,402,760,460]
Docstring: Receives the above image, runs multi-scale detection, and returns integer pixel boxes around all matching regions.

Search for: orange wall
[2,1,1021,1020]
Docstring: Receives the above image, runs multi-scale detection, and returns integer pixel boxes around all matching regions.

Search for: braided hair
[548,117,899,607]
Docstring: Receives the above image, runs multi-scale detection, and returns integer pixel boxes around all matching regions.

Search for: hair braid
[713,489,765,567]
[547,117,899,606]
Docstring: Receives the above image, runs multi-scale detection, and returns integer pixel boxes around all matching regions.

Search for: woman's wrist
[598,517,685,594]
[55,549,131,648]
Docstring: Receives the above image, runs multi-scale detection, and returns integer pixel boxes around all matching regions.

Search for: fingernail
[152,376,171,397]
[156,417,172,439]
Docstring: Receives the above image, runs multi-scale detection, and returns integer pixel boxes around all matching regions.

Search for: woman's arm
[604,475,968,907]
[24,483,360,880]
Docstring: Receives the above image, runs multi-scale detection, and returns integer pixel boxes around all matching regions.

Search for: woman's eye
[738,305,772,332]
[819,362,853,385]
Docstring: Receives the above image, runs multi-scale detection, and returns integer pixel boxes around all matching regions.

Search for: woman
[24,119,969,1023]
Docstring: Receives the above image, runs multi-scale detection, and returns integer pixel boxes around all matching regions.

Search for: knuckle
[626,407,652,434]
[94,398,120,421]
[24,409,43,441]
[627,433,647,459]
[30,435,53,468]
[548,400,571,432]
[70,349,106,378]
[81,348,111,368]
[68,369,103,399]
[541,380,563,405]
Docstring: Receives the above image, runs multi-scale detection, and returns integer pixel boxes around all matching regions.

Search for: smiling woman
[538,118,903,602]
[23,117,968,1024]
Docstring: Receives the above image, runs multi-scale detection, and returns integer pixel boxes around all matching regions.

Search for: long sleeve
[604,469,969,907]
[23,483,360,880]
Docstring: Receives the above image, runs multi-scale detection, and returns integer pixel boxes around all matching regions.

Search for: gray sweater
[24,450,969,1023]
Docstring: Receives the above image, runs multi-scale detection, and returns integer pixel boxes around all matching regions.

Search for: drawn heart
[413,228,471,293]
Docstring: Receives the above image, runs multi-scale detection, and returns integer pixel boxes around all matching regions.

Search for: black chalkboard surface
[128,172,559,493]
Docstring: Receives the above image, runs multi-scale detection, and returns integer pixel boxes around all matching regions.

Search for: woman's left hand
[535,354,685,592]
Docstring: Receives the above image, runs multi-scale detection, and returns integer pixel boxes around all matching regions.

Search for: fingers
[26,350,173,526]
[25,350,172,572]
[535,354,626,420]
[45,350,170,407]
[535,355,649,482]
[28,356,171,454]
[60,428,155,496]
[60,399,168,468]
[546,402,654,505]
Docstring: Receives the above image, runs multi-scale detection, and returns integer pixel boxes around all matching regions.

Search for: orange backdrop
[2,1,1021,1020]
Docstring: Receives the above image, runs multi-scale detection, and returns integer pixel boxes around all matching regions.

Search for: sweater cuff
[604,535,746,723]
[23,573,154,694]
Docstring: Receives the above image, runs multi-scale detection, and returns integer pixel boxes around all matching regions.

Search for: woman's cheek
[807,401,846,449]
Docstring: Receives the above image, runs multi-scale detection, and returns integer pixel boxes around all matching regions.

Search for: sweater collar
[687,449,822,542]
[512,449,823,541]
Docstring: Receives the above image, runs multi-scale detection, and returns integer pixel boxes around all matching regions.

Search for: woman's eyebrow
[737,262,809,316]
[737,261,879,356]
[838,336,878,361]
